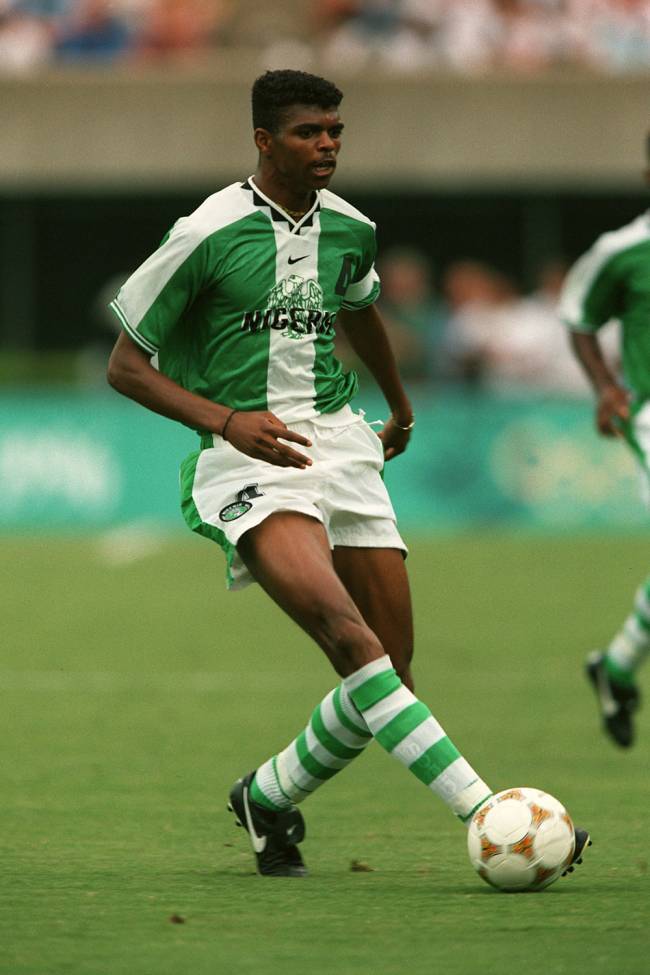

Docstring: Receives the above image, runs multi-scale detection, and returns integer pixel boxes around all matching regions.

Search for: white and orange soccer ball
[467,787,576,892]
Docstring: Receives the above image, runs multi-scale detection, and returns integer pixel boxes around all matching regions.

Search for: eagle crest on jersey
[241,275,336,340]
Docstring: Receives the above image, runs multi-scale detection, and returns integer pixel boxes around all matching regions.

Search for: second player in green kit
[560,146,650,747]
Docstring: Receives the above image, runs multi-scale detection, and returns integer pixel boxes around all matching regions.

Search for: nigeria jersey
[559,211,650,401]
[110,177,380,427]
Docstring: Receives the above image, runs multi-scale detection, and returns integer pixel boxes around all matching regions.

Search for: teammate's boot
[562,827,591,877]
[228,772,308,877]
[586,651,640,748]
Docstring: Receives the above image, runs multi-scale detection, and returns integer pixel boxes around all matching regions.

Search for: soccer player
[559,145,650,747]
[107,69,589,877]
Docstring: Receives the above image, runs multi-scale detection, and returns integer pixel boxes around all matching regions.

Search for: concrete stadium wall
[3,66,650,190]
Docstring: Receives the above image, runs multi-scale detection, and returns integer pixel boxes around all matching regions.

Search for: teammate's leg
[587,576,646,747]
[604,576,650,682]
[588,414,650,746]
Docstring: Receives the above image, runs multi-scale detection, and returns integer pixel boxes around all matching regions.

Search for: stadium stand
[2,0,650,73]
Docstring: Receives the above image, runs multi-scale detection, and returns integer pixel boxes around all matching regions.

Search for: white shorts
[629,400,650,507]
[180,405,407,589]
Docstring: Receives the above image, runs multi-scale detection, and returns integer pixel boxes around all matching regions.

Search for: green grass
[2,533,649,975]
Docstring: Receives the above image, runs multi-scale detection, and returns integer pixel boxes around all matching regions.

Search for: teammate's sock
[250,684,373,811]
[343,655,491,824]
[606,578,650,684]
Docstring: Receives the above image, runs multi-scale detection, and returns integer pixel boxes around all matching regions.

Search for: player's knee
[314,610,384,675]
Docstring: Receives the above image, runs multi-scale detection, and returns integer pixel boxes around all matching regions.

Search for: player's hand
[222,410,312,469]
[596,383,630,437]
[378,414,414,462]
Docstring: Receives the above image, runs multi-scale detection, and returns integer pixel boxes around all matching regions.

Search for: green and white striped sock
[606,577,650,684]
[344,655,491,823]
[251,683,373,811]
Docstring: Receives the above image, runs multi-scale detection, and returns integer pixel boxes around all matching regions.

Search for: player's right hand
[596,383,630,437]
[222,410,313,469]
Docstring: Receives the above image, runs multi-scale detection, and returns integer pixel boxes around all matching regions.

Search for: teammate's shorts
[179,404,407,590]
[626,400,650,507]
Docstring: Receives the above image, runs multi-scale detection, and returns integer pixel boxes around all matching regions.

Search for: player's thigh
[236,511,383,675]
[332,546,414,686]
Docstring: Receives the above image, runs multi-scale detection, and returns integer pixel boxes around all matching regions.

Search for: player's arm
[337,303,413,461]
[569,331,629,437]
[560,240,629,438]
[107,333,312,468]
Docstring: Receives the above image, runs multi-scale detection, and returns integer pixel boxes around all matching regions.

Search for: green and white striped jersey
[558,211,650,400]
[110,177,380,427]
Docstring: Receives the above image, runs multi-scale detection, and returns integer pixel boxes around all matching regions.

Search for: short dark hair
[251,69,343,133]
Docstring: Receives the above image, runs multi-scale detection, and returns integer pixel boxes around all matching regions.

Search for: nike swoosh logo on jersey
[288,255,308,264]
[242,784,267,853]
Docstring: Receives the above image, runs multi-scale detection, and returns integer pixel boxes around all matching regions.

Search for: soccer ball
[467,787,575,892]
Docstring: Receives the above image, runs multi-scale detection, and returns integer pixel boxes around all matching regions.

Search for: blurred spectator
[569,0,650,73]
[432,0,504,72]
[54,0,131,61]
[377,246,449,381]
[316,0,446,72]
[492,0,576,71]
[442,260,516,385]
[442,257,620,395]
[136,0,232,60]
[0,4,53,71]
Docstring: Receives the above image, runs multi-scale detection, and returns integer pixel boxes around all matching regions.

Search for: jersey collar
[242,176,320,235]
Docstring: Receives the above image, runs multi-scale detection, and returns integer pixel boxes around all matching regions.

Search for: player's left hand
[378,415,414,462]
[596,382,630,437]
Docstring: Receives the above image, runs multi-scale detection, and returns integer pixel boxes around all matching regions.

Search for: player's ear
[254,127,273,157]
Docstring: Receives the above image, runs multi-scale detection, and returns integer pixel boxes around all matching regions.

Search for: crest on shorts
[219,483,264,522]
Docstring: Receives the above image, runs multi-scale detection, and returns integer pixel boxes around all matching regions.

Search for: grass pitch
[2,532,648,975]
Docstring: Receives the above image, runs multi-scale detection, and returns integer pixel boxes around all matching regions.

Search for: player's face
[262,105,343,192]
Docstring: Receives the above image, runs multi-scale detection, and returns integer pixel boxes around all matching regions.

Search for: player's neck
[253,170,314,218]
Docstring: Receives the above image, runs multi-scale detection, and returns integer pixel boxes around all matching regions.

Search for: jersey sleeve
[340,223,381,311]
[109,217,211,354]
[558,242,623,334]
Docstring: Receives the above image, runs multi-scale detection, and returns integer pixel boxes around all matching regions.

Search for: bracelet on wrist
[221,409,238,441]
[393,416,415,431]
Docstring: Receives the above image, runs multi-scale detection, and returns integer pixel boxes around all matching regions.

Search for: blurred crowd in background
[342,248,618,396]
[2,0,650,75]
